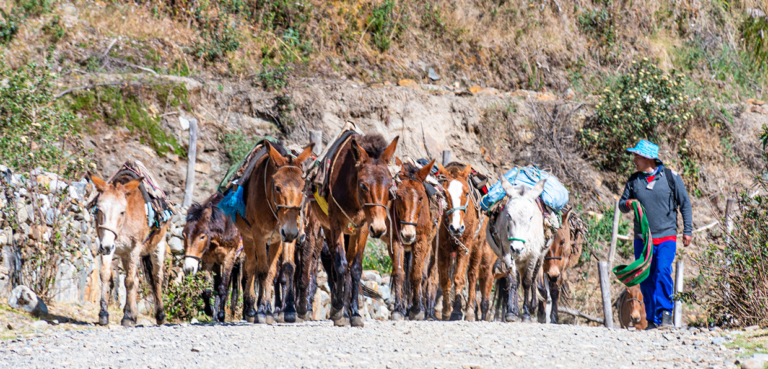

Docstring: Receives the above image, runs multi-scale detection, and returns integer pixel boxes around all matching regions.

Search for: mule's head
[91,174,144,256]
[494,176,546,268]
[268,142,314,243]
[393,158,434,245]
[543,209,573,283]
[627,285,645,325]
[182,196,226,275]
[439,163,473,237]
[351,135,399,239]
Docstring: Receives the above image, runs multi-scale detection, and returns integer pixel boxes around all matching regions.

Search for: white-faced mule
[91,174,170,327]
[487,176,547,322]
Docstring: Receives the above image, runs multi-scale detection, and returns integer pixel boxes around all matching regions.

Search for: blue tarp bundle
[480,166,569,211]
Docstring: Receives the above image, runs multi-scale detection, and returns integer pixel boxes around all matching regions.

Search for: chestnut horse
[383,159,437,321]
[182,192,242,322]
[538,209,583,324]
[233,141,314,324]
[616,285,648,330]
[308,133,399,327]
[435,162,489,321]
[91,174,169,327]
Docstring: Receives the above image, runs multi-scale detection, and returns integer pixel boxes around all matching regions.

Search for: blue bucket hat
[627,140,659,160]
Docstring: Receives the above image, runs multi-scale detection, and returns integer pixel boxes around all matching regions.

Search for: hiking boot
[645,322,658,330]
[661,311,673,327]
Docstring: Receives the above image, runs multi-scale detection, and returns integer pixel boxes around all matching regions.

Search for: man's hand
[683,235,692,247]
[625,199,638,209]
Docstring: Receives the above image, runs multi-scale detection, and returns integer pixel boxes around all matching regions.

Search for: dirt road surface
[0,320,735,368]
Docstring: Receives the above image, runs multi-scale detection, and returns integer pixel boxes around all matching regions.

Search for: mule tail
[141,255,156,291]
[493,274,509,320]
[403,251,413,311]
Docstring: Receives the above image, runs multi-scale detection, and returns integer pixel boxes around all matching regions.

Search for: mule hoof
[98,314,109,326]
[121,318,136,328]
[408,310,425,321]
[504,313,519,323]
[351,316,364,327]
[255,314,268,324]
[298,313,310,321]
[333,317,350,327]
[522,315,532,323]
[284,311,297,323]
[390,312,404,321]
[329,307,344,322]
[245,315,256,323]
[449,311,463,321]
[265,314,275,325]
[294,315,304,324]
[465,311,476,322]
[276,313,285,323]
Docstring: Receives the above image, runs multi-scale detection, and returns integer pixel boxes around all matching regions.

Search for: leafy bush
[581,205,631,263]
[363,239,392,275]
[700,181,768,327]
[256,64,292,90]
[195,18,241,62]
[220,132,261,164]
[0,10,20,45]
[42,15,65,43]
[16,0,54,17]
[368,1,406,52]
[251,0,311,32]
[741,14,768,69]
[577,5,616,47]
[578,58,693,174]
[163,272,210,322]
[421,3,446,35]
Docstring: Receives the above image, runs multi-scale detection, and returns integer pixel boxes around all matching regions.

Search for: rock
[750,105,767,114]
[565,88,575,100]
[364,280,379,294]
[173,187,183,194]
[6,322,14,330]
[398,79,420,89]
[428,68,440,81]
[362,270,381,284]
[740,358,766,369]
[469,85,484,94]
[191,346,202,353]
[16,202,30,224]
[317,270,328,286]
[195,162,211,174]
[29,225,50,242]
[0,230,9,245]
[711,337,726,345]
[753,353,768,362]
[536,92,557,102]
[8,285,48,317]
[168,237,184,254]
[378,284,391,304]
[463,365,482,369]
[179,116,191,130]
[380,274,390,285]
[32,320,49,329]
[191,318,199,324]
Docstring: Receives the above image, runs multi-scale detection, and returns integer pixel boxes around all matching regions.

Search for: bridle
[394,177,424,227]
[264,157,304,221]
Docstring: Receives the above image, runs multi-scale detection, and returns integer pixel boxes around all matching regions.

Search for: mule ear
[395,157,403,166]
[437,163,449,176]
[350,140,370,163]
[500,172,516,199]
[266,142,288,167]
[562,208,574,227]
[525,178,547,201]
[91,174,109,193]
[460,164,472,178]
[415,158,435,182]
[380,136,399,164]
[122,177,144,196]
[294,143,314,164]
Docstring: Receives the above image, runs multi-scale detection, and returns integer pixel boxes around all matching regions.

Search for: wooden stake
[608,199,621,267]
[442,150,452,166]
[674,260,684,328]
[725,198,736,247]
[598,261,613,328]
[309,130,323,155]
[182,118,198,208]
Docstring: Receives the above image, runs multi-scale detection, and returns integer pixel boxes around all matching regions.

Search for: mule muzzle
[280,227,299,243]
[631,315,642,325]
[98,244,115,256]
[369,225,387,239]
[183,257,200,276]
[448,224,465,236]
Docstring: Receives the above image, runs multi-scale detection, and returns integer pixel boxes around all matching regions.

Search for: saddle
[305,122,364,214]
[216,136,280,193]
[89,160,175,228]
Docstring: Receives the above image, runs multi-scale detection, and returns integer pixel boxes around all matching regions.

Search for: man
[619,140,692,329]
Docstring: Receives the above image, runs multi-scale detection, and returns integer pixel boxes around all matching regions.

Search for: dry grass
[79,3,197,43]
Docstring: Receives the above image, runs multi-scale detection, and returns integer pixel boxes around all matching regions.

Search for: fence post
[182,118,198,208]
[725,198,736,247]
[608,199,621,268]
[309,129,323,155]
[674,260,684,328]
[442,150,452,166]
[597,261,613,328]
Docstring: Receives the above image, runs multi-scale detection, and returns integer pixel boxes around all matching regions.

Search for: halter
[264,157,304,221]
[394,178,424,226]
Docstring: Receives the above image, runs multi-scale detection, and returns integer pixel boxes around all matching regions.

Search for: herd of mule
[89,126,645,329]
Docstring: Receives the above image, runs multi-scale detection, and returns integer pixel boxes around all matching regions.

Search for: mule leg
[407,242,429,321]
[306,238,322,320]
[437,246,453,321]
[425,237,440,321]
[450,248,471,321]
[98,252,115,326]
[149,244,167,325]
[295,227,313,319]
[478,258,493,322]
[464,247,482,322]
[120,250,140,327]
[390,240,406,321]
[328,227,349,326]
[281,240,298,323]
[550,279,561,324]
[229,260,241,319]
[257,240,283,325]
[347,232,367,327]
[242,237,259,323]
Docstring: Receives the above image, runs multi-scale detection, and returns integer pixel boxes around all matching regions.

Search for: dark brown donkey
[182,193,242,322]
[616,285,648,330]
[308,133,399,327]
[234,141,314,324]
[383,159,437,321]
[539,209,583,324]
[435,162,489,321]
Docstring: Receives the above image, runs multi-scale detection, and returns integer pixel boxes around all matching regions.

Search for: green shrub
[0,10,20,45]
[741,14,768,69]
[421,3,446,35]
[578,58,693,174]
[368,0,406,52]
[577,2,615,47]
[256,64,292,90]
[16,0,54,17]
[581,205,631,263]
[195,18,241,62]
[42,15,65,43]
[251,0,311,32]
[363,239,392,275]
[700,181,768,327]
[163,272,210,322]
[220,132,261,164]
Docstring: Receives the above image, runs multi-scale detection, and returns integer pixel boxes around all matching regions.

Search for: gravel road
[0,320,736,368]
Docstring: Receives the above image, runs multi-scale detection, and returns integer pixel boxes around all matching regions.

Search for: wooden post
[309,129,323,155]
[182,118,198,208]
[608,199,621,268]
[442,150,452,166]
[725,198,736,247]
[674,260,684,328]
[597,261,613,328]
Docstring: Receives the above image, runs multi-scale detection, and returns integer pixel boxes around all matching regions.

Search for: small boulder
[362,270,381,284]
[428,68,440,81]
[398,79,420,89]
[8,285,48,317]
[168,237,184,254]
[32,320,49,329]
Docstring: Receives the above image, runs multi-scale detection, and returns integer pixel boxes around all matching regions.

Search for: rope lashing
[508,237,526,244]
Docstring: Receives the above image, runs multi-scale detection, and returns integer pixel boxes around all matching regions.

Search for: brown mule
[616,285,648,330]
[383,158,438,321]
[434,162,489,321]
[307,133,399,327]
[472,241,498,321]
[182,192,242,322]
[295,204,324,321]
[539,209,584,324]
[91,174,170,327]
[234,141,314,324]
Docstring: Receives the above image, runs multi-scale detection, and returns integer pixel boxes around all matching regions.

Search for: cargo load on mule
[88,160,175,228]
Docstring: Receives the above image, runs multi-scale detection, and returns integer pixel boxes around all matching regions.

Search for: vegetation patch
[363,239,392,276]
[162,271,210,322]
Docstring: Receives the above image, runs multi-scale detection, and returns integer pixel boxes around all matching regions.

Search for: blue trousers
[633,239,676,325]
